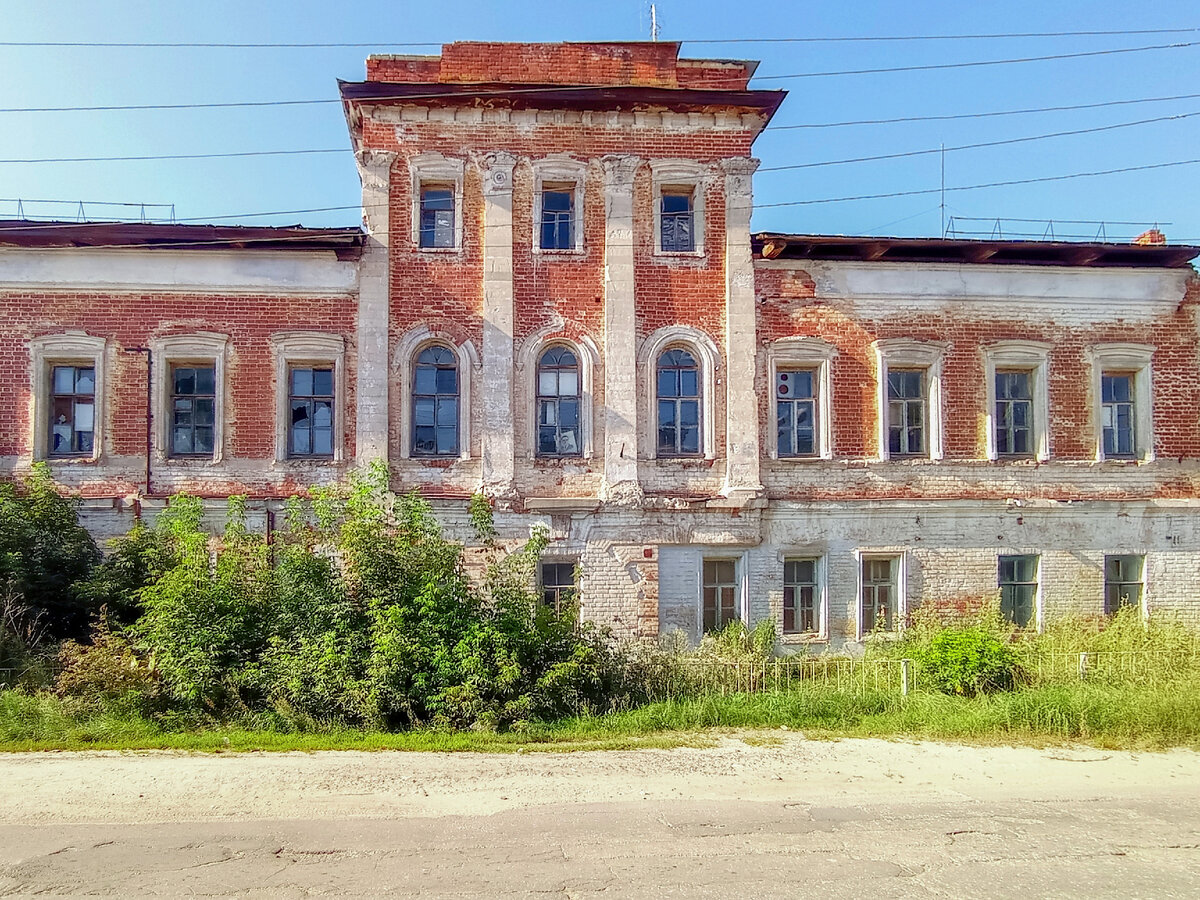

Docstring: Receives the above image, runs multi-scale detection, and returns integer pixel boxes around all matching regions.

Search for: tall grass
[5,675,1200,752]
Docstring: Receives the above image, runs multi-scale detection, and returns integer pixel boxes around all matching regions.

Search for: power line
[0,41,1193,117]
[2,28,1198,48]
[5,107,1193,166]
[765,92,1200,130]
[755,158,1200,208]
[754,40,1198,80]
[4,155,1199,235]
[758,111,1200,173]
[0,148,350,164]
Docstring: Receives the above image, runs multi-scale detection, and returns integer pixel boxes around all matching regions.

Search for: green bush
[0,464,100,640]
[126,463,633,730]
[918,625,1020,695]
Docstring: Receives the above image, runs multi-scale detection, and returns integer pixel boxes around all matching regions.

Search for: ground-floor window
[999,554,1039,627]
[702,558,739,633]
[860,556,899,634]
[1104,554,1144,615]
[783,557,819,634]
[539,561,577,614]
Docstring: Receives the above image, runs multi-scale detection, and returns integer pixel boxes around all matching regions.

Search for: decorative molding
[638,325,721,460]
[873,339,948,461]
[393,324,478,460]
[270,332,347,463]
[28,332,108,463]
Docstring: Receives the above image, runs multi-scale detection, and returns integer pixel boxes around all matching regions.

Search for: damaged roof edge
[754,233,1200,269]
[0,221,366,260]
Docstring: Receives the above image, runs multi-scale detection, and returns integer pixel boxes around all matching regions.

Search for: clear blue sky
[1,0,1198,242]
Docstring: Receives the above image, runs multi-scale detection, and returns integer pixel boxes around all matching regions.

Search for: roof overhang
[754,233,1200,269]
[0,221,365,260]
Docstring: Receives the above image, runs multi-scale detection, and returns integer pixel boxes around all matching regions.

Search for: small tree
[0,464,100,640]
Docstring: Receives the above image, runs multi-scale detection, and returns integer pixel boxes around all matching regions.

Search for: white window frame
[394,324,478,460]
[983,340,1052,462]
[700,554,747,635]
[29,332,107,463]
[270,332,346,463]
[638,325,720,460]
[854,550,907,641]
[778,551,828,642]
[650,159,707,258]
[531,155,586,255]
[767,337,836,460]
[1089,343,1154,462]
[874,339,947,461]
[516,325,599,459]
[150,332,229,464]
[409,151,465,252]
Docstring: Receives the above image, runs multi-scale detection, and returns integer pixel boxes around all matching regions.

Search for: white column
[601,154,643,502]
[481,152,517,498]
[354,149,396,463]
[721,157,763,498]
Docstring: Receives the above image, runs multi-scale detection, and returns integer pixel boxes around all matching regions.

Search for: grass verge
[3,678,1199,752]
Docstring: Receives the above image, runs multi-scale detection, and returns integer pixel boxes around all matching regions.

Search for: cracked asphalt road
[1,737,1197,897]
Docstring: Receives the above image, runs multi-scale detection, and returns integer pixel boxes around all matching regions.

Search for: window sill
[651,249,706,263]
[43,455,101,465]
[532,247,586,257]
[772,454,833,463]
[414,245,463,255]
[780,633,827,645]
[1096,456,1152,465]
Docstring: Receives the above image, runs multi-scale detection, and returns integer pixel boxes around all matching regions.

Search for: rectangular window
[783,558,819,634]
[288,366,334,458]
[702,559,739,633]
[1104,554,1144,615]
[860,556,899,633]
[776,369,817,458]
[540,186,574,250]
[419,185,455,249]
[999,554,1039,628]
[887,369,926,456]
[170,364,216,457]
[660,189,695,253]
[995,370,1033,457]
[1101,373,1136,458]
[49,365,95,456]
[540,561,578,614]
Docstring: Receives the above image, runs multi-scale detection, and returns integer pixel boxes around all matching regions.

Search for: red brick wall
[365,42,755,90]
[755,266,1200,500]
[0,289,357,498]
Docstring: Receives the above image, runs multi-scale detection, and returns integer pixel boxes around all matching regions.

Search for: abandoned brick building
[2,42,1198,649]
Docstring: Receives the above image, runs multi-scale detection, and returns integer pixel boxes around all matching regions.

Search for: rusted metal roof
[754,233,1200,269]
[0,221,364,259]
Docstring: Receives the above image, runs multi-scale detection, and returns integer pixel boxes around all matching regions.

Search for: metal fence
[651,649,1200,699]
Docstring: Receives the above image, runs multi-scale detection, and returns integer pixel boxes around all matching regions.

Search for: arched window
[536,346,581,456]
[656,347,701,456]
[412,345,459,456]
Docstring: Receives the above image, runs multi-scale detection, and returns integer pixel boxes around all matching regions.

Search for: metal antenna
[650,3,659,41]
[939,143,945,237]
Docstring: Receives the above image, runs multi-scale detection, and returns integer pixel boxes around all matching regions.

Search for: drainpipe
[123,347,153,497]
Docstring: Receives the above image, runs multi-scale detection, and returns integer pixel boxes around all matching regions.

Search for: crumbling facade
[2,42,1198,649]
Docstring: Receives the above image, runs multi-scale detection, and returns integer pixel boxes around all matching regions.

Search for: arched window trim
[638,325,719,460]
[29,331,108,463]
[516,325,598,460]
[395,325,477,460]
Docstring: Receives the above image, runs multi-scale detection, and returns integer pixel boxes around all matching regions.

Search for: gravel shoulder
[1,734,1197,825]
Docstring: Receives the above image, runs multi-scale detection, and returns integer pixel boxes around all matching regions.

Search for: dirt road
[1,736,1198,897]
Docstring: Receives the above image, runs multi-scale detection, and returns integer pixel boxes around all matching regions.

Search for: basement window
[999,554,1039,628]
[1104,554,1144,615]
[702,558,740,633]
[540,561,578,614]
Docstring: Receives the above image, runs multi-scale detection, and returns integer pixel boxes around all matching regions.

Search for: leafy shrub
[919,626,1020,695]
[80,519,178,626]
[56,619,160,712]
[0,464,100,640]
[127,463,634,730]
